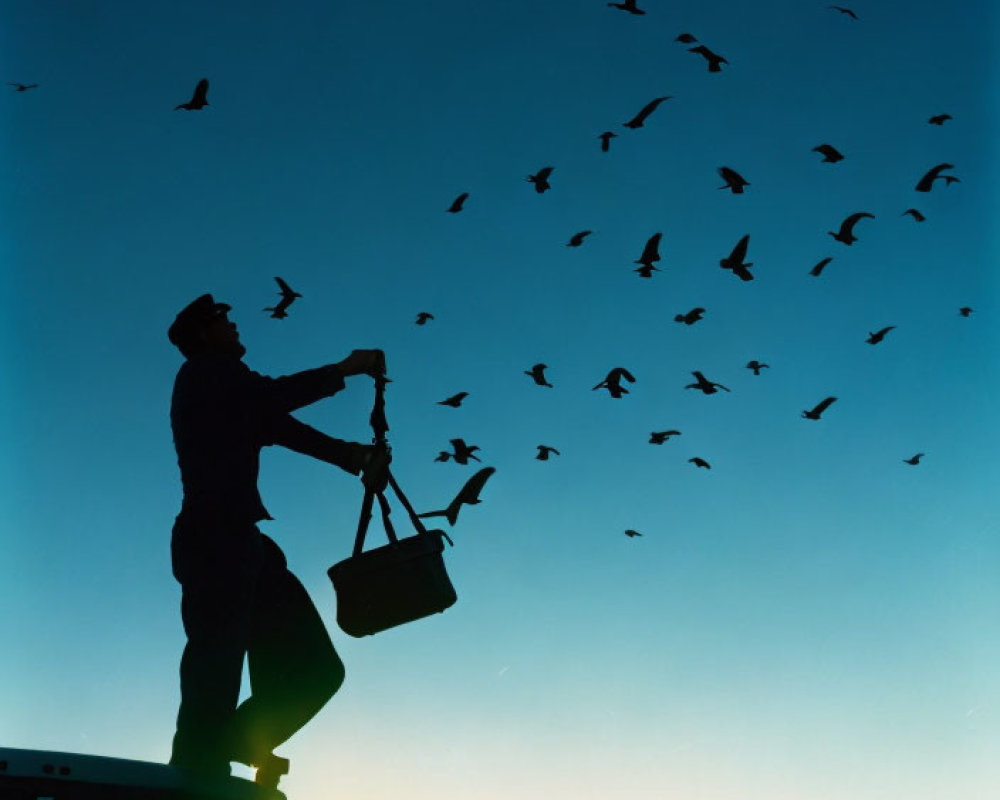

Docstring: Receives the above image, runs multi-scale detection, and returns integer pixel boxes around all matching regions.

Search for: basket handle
[349,365,453,558]
[385,474,453,546]
[351,470,452,558]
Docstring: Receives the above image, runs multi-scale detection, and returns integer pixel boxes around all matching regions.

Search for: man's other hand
[361,445,391,492]
[337,349,386,378]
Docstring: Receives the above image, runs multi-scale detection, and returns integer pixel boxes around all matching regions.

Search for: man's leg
[169,518,260,776]
[227,535,345,769]
[170,594,247,775]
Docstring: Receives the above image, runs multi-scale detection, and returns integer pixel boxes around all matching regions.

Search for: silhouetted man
[166,293,386,787]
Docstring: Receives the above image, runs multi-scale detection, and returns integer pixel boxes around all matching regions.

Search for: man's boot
[253,753,289,790]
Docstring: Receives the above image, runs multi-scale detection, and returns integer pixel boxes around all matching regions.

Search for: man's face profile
[199,310,246,358]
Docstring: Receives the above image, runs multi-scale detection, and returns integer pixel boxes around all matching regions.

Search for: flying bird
[903,453,924,465]
[623,96,671,129]
[525,363,553,387]
[810,257,833,277]
[812,144,844,163]
[866,325,896,345]
[802,396,837,420]
[415,311,434,325]
[274,276,300,301]
[637,233,662,264]
[633,232,663,277]
[567,230,592,247]
[828,211,874,245]
[902,208,926,222]
[433,452,452,463]
[418,467,496,526]
[928,114,952,125]
[446,192,469,213]
[445,438,481,465]
[746,360,769,375]
[717,166,749,194]
[527,166,554,193]
[174,78,209,110]
[688,457,711,469]
[593,366,636,398]
[607,0,646,15]
[598,131,617,152]
[263,277,302,319]
[674,33,698,43]
[624,529,643,538]
[438,392,469,408]
[535,445,560,461]
[7,82,39,92]
[649,430,681,444]
[828,5,858,19]
[688,45,727,72]
[674,307,705,325]
[958,306,974,317]
[685,371,730,394]
[720,234,753,281]
[915,163,958,192]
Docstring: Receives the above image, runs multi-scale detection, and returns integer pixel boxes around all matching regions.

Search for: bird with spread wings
[418,467,496,526]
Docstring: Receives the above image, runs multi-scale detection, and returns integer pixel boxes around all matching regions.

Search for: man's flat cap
[168,293,231,348]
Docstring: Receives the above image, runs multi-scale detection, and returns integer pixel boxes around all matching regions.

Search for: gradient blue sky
[2,2,998,799]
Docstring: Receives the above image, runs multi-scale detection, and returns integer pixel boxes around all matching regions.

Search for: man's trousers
[169,515,344,774]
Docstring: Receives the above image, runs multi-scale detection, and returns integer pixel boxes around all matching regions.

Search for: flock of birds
[7,3,975,538]
[426,8,969,533]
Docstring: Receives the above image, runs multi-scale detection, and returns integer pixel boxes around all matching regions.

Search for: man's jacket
[171,352,364,523]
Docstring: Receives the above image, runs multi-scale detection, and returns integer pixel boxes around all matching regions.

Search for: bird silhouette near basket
[328,371,457,637]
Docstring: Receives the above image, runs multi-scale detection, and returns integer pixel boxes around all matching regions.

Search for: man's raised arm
[267,413,371,475]
[256,349,386,413]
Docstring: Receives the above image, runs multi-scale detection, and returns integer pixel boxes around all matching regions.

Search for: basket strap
[375,489,398,543]
[352,487,375,558]
[387,471,454,547]
[386,472,428,535]
[350,477,402,557]
[351,487,397,558]
[351,366,390,558]
[353,470,454,555]
[350,368,453,554]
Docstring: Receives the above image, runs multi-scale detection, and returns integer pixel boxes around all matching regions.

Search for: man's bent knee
[318,652,346,705]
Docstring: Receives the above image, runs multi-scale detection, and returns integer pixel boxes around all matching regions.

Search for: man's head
[168,293,245,359]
